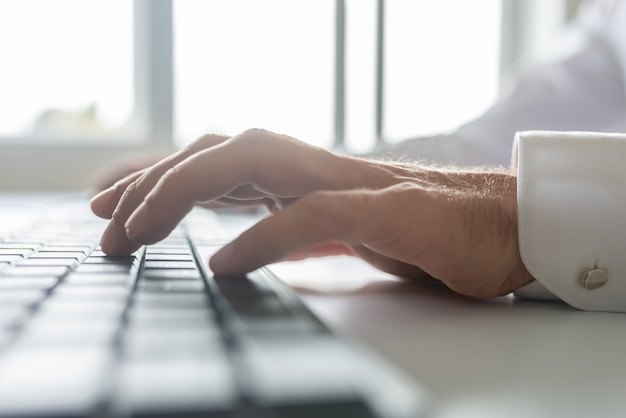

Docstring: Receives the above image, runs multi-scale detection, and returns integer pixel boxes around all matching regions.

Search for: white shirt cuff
[515,131,626,312]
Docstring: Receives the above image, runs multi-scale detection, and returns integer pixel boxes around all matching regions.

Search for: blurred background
[0,0,583,190]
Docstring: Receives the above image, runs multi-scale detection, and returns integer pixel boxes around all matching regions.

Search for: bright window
[382,0,501,143]
[174,0,502,152]
[0,0,134,141]
[0,0,506,189]
[174,0,335,149]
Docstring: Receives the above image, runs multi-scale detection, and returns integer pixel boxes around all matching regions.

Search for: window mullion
[334,0,346,149]
[375,0,385,145]
[134,0,174,150]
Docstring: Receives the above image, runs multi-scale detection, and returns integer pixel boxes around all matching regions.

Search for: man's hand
[90,129,534,298]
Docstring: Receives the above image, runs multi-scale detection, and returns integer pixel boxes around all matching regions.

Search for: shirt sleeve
[515,131,626,313]
[370,0,626,168]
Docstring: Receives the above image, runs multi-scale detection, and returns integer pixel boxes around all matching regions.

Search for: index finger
[209,185,426,275]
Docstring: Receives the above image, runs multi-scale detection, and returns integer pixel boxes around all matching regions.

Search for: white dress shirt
[376,0,626,312]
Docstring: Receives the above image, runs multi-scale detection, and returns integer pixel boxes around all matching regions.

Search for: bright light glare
[174,0,335,148]
[384,0,501,141]
[175,0,501,150]
[0,0,501,149]
[0,0,133,138]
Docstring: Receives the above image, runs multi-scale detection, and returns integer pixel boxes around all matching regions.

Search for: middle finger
[98,134,229,255]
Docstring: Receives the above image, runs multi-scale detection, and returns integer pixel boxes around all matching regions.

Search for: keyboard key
[0,347,110,416]
[142,269,202,281]
[88,249,113,257]
[82,255,136,265]
[0,249,31,257]
[0,306,30,329]
[39,245,92,254]
[144,248,191,255]
[144,260,198,270]
[241,338,369,410]
[269,401,377,418]
[213,272,324,335]
[52,285,131,301]
[0,243,41,251]
[122,325,222,360]
[229,295,289,317]
[0,277,59,291]
[128,307,215,327]
[0,289,46,307]
[132,292,210,309]
[213,273,288,317]
[74,264,134,274]
[40,299,126,319]
[233,316,323,336]
[47,240,97,247]
[145,253,195,261]
[150,239,189,247]
[136,279,206,293]
[17,317,119,347]
[28,251,86,261]
[64,273,133,287]
[0,330,13,350]
[16,258,78,268]
[0,255,21,264]
[0,240,46,247]
[1,265,69,277]
[113,357,238,416]
[213,271,274,298]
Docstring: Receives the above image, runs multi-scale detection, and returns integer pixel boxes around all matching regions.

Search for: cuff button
[582,268,608,290]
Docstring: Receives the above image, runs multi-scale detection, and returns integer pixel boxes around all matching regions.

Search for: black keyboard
[0,205,427,418]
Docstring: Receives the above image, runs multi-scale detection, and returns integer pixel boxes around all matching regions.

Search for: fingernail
[91,185,115,202]
[99,218,118,253]
[209,244,234,274]
[90,187,117,218]
[125,203,147,240]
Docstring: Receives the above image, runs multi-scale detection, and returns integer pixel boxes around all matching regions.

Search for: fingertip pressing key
[100,217,142,256]
[209,244,237,275]
[89,187,118,219]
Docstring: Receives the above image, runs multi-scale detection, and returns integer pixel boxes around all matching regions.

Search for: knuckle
[158,163,198,202]
[188,133,227,152]
[111,180,140,221]
[158,165,184,192]
[143,166,183,208]
[188,134,213,151]
[120,179,140,202]
[240,127,269,138]
[234,128,274,146]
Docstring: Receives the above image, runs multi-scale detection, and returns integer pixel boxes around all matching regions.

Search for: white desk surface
[272,257,626,418]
